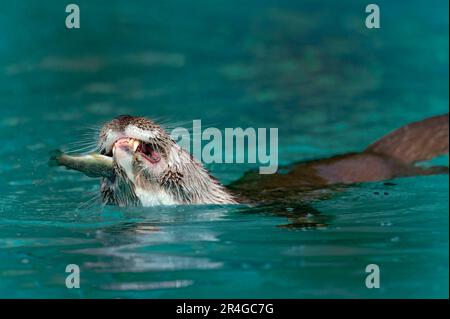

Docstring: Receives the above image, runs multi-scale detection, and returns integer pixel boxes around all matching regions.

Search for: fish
[48,150,114,179]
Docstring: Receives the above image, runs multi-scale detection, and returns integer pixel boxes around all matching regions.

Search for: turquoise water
[0,0,448,298]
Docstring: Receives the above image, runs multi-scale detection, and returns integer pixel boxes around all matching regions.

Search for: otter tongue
[140,143,160,163]
[148,150,160,163]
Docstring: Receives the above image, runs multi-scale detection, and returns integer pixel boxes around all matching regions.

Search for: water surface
[0,0,448,298]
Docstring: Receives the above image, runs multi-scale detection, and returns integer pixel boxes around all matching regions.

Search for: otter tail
[365,114,449,164]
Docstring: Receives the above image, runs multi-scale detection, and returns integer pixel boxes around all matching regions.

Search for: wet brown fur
[229,114,449,205]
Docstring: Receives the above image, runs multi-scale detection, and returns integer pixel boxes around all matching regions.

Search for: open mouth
[111,138,161,164]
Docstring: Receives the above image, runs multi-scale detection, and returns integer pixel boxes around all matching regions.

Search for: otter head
[97,115,236,207]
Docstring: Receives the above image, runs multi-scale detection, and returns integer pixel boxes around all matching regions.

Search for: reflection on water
[0,0,448,298]
[0,176,447,298]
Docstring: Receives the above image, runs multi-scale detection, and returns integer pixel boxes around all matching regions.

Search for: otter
[96,115,237,206]
[50,114,449,211]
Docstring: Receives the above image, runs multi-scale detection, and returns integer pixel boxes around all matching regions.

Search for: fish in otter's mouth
[51,115,237,207]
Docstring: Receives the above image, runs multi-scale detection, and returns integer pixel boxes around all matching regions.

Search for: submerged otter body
[230,114,449,204]
[51,114,449,208]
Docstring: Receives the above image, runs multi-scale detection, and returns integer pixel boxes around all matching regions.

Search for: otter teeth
[132,139,140,152]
